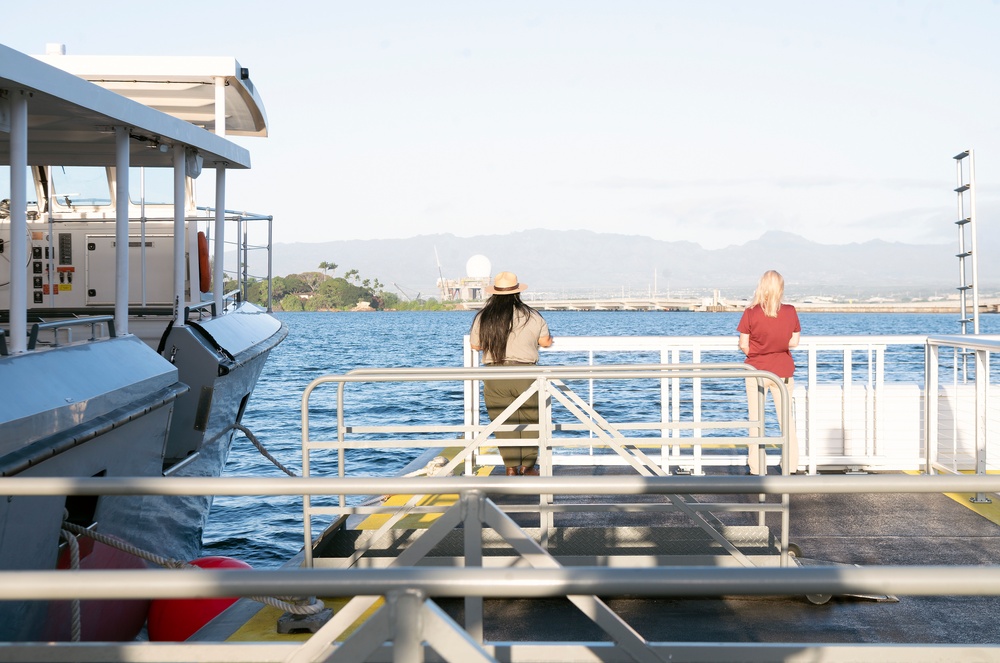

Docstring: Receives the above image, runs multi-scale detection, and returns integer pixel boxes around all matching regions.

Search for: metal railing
[3,474,1000,661]
[198,209,274,313]
[458,334,1000,474]
[25,315,116,350]
[300,364,793,570]
[925,335,1000,504]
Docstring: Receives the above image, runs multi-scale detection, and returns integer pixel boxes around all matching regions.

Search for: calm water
[201,310,1000,567]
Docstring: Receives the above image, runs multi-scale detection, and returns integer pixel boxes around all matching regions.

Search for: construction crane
[392,282,422,303]
[434,246,451,301]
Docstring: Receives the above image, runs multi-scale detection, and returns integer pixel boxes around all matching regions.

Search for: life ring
[197,231,211,293]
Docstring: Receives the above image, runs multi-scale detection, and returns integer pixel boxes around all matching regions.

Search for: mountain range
[248,230,994,300]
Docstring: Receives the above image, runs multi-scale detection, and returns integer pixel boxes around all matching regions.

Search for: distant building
[437,254,492,301]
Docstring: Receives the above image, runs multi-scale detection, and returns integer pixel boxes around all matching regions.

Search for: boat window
[129,167,174,205]
[50,166,111,207]
[0,166,38,214]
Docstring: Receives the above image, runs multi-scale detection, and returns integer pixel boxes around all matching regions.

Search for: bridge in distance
[458,298,1000,314]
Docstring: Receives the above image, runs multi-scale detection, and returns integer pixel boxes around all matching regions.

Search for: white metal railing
[4,474,1000,661]
[460,334,1000,474]
[925,335,1000,504]
[299,364,793,564]
[197,208,274,312]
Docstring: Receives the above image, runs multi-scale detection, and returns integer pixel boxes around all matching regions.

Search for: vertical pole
[8,90,28,354]
[214,165,226,314]
[660,348,670,472]
[140,167,147,307]
[389,589,425,663]
[925,342,939,474]
[214,76,227,138]
[235,214,243,301]
[463,336,475,476]
[540,377,554,537]
[114,127,130,336]
[971,348,990,503]
[808,345,817,474]
[462,490,484,643]
[842,349,853,458]
[267,215,274,312]
[692,346,703,474]
[172,144,187,327]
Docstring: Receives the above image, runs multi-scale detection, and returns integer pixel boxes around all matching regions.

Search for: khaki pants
[484,377,539,469]
[745,376,799,475]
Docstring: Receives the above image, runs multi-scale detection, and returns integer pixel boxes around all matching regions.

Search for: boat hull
[0,336,183,641]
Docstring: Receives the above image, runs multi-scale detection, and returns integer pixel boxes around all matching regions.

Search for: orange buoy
[197,231,211,293]
[147,556,252,641]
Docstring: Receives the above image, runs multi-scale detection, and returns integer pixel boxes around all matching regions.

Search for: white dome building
[439,254,492,301]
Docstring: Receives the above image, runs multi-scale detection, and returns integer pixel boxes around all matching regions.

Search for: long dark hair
[473,293,535,364]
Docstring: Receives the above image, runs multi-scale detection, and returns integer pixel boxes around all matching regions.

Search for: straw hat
[486,271,528,295]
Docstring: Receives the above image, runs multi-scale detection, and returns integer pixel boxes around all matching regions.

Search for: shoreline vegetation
[237,267,456,312]
[238,268,995,315]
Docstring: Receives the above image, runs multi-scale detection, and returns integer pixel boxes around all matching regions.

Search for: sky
[4,1,1000,250]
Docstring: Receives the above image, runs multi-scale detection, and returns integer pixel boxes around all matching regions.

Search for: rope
[234,423,298,477]
[58,518,82,642]
[59,522,326,617]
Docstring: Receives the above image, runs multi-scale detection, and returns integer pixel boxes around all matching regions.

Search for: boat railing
[925,335,1000,498]
[459,333,1000,475]
[198,208,274,313]
[300,364,793,571]
[4,474,1000,660]
[24,315,116,352]
[183,300,217,322]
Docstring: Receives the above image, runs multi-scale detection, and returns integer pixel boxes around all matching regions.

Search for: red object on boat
[147,556,252,641]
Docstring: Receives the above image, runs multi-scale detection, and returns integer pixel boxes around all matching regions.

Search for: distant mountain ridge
[249,230,990,299]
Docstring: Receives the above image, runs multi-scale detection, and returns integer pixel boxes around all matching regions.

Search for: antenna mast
[434,247,449,301]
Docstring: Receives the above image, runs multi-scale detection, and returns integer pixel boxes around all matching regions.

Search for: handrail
[924,335,997,503]
[454,333,999,475]
[26,314,116,350]
[184,300,217,321]
[7,472,1000,496]
[301,364,790,478]
[301,363,792,570]
[3,474,1000,660]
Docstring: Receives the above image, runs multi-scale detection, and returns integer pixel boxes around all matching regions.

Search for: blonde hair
[749,270,784,318]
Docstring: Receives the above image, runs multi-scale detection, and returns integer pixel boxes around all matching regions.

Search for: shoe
[506,466,520,476]
[520,465,539,476]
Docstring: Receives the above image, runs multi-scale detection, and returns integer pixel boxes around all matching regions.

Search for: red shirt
[737,304,800,378]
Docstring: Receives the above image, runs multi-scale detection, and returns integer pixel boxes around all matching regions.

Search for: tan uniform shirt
[470,309,550,364]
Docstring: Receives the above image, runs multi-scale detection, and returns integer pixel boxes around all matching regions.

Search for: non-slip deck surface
[204,464,1000,646]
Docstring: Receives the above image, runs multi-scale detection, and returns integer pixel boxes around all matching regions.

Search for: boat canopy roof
[0,43,258,170]
[34,51,268,138]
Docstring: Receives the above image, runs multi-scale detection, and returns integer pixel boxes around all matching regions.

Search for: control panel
[0,222,177,310]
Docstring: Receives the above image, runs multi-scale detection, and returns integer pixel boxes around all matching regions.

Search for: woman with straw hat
[470,271,554,476]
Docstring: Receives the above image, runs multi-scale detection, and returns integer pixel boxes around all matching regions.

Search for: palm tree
[318,261,338,277]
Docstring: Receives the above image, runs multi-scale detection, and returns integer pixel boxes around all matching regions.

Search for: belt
[486,361,537,366]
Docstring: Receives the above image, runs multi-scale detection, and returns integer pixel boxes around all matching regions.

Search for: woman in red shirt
[737,270,800,475]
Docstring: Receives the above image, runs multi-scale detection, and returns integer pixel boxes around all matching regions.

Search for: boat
[0,42,285,641]
[3,40,1000,660]
[4,329,998,660]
